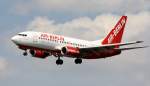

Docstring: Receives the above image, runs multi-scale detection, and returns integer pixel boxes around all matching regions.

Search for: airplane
[11,16,147,65]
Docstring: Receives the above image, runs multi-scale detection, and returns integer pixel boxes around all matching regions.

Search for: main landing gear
[74,58,82,64]
[56,57,63,65]
[55,56,82,65]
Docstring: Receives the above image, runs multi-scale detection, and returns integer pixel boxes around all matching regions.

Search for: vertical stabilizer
[102,16,127,47]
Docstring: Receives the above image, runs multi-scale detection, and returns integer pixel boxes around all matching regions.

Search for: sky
[0,0,150,86]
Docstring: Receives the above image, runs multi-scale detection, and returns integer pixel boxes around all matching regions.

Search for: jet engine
[61,46,80,55]
[29,49,49,58]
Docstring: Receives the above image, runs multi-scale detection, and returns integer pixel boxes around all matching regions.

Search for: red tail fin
[102,16,127,46]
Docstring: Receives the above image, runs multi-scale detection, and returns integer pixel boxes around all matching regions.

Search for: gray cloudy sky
[0,0,150,86]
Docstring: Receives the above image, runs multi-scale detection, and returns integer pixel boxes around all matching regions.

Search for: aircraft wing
[79,41,145,53]
[115,46,149,51]
[95,41,143,48]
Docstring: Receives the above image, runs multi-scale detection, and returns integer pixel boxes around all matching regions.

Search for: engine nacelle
[29,50,49,59]
[61,46,80,55]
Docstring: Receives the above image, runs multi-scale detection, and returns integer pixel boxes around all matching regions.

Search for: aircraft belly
[81,49,121,59]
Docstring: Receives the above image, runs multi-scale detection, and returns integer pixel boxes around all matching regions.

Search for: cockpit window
[18,34,27,37]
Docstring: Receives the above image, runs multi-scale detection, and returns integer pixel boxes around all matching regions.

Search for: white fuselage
[11,31,100,51]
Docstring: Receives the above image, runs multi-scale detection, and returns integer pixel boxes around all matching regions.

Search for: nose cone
[11,36,18,44]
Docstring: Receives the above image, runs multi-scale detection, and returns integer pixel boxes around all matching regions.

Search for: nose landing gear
[23,50,28,56]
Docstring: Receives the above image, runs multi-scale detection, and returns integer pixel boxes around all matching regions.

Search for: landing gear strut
[75,58,82,64]
[56,57,63,65]
[23,50,28,56]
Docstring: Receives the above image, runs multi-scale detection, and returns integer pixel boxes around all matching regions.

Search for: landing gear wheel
[75,58,82,64]
[23,51,28,56]
[56,59,63,65]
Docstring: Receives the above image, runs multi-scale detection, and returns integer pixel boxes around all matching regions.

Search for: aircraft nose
[11,36,18,43]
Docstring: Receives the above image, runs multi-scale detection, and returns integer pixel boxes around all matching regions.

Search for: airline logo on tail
[108,17,126,44]
[102,16,127,45]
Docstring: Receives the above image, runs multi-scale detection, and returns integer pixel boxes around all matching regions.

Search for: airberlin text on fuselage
[108,18,126,44]
[39,33,64,41]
